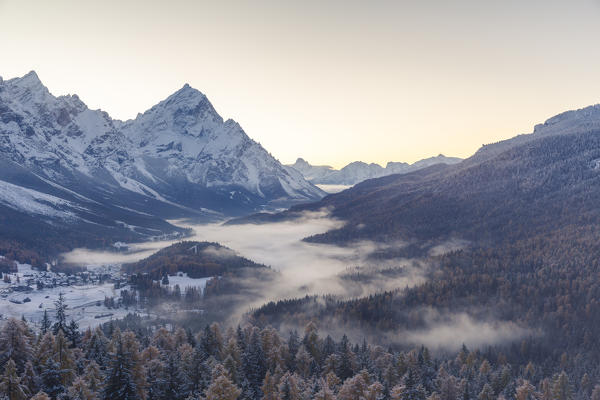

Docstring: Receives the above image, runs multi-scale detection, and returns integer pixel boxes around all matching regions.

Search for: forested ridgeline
[123,241,269,280]
[0,315,591,400]
[298,130,600,246]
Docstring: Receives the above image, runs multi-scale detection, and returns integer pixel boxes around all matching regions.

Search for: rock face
[0,71,324,217]
[0,71,324,252]
[287,155,462,186]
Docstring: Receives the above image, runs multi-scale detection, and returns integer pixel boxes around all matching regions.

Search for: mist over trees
[0,315,592,400]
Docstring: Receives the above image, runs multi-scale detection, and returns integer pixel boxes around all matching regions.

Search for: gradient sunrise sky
[1,0,599,168]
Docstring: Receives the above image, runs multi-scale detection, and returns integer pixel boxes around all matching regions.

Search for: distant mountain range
[286,154,462,188]
[0,71,324,256]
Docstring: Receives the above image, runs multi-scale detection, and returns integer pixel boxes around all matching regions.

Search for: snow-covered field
[162,272,211,293]
[0,263,131,329]
[0,260,213,330]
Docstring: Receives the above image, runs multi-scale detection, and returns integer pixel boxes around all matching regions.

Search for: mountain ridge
[0,71,324,258]
[286,154,462,187]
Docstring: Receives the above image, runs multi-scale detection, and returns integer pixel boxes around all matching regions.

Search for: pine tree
[40,358,65,400]
[53,329,75,387]
[144,358,165,400]
[277,372,301,400]
[67,377,95,400]
[30,392,51,400]
[286,331,299,371]
[294,345,313,379]
[222,338,242,385]
[85,327,109,367]
[478,384,494,400]
[52,293,68,335]
[66,319,81,348]
[204,364,241,400]
[314,379,336,400]
[0,318,32,372]
[242,329,266,398]
[337,335,355,381]
[36,332,55,369]
[581,373,592,397]
[338,373,368,400]
[261,371,277,400]
[398,368,426,400]
[20,361,37,397]
[83,361,103,395]
[102,337,137,400]
[303,321,321,364]
[121,330,146,399]
[161,353,189,400]
[40,310,51,336]
[552,372,572,400]
[0,358,28,400]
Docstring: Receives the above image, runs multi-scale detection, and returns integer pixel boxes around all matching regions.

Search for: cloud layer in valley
[61,213,527,350]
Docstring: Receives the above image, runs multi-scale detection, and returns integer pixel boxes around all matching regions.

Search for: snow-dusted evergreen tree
[84,328,109,367]
[190,338,212,393]
[66,320,81,348]
[204,363,241,400]
[40,358,65,400]
[552,372,572,400]
[67,377,95,400]
[314,379,336,400]
[0,359,28,400]
[102,337,137,400]
[0,318,32,372]
[286,331,300,371]
[337,335,355,381]
[277,372,302,400]
[144,358,165,400]
[222,338,242,385]
[54,329,75,387]
[40,311,52,336]
[35,332,55,369]
[161,352,189,400]
[478,384,494,400]
[52,293,68,335]
[261,370,277,400]
[20,361,38,397]
[241,329,266,398]
[83,361,103,395]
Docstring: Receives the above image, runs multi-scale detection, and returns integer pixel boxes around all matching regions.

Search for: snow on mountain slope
[0,71,324,222]
[287,155,462,187]
[118,84,323,203]
[0,178,80,220]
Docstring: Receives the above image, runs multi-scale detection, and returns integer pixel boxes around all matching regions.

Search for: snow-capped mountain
[0,71,324,251]
[287,154,462,187]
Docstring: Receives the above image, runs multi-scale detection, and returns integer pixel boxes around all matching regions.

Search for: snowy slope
[0,71,324,222]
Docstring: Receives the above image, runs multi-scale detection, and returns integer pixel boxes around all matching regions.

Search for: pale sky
[1,0,599,168]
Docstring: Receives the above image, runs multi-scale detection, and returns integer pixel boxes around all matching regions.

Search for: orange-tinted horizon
[1,0,599,169]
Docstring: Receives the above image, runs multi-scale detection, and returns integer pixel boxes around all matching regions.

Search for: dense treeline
[0,314,593,400]
[239,129,600,393]
[0,239,46,269]
[251,224,600,390]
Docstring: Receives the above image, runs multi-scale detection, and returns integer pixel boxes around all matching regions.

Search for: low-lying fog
[64,212,424,302]
[61,212,529,350]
